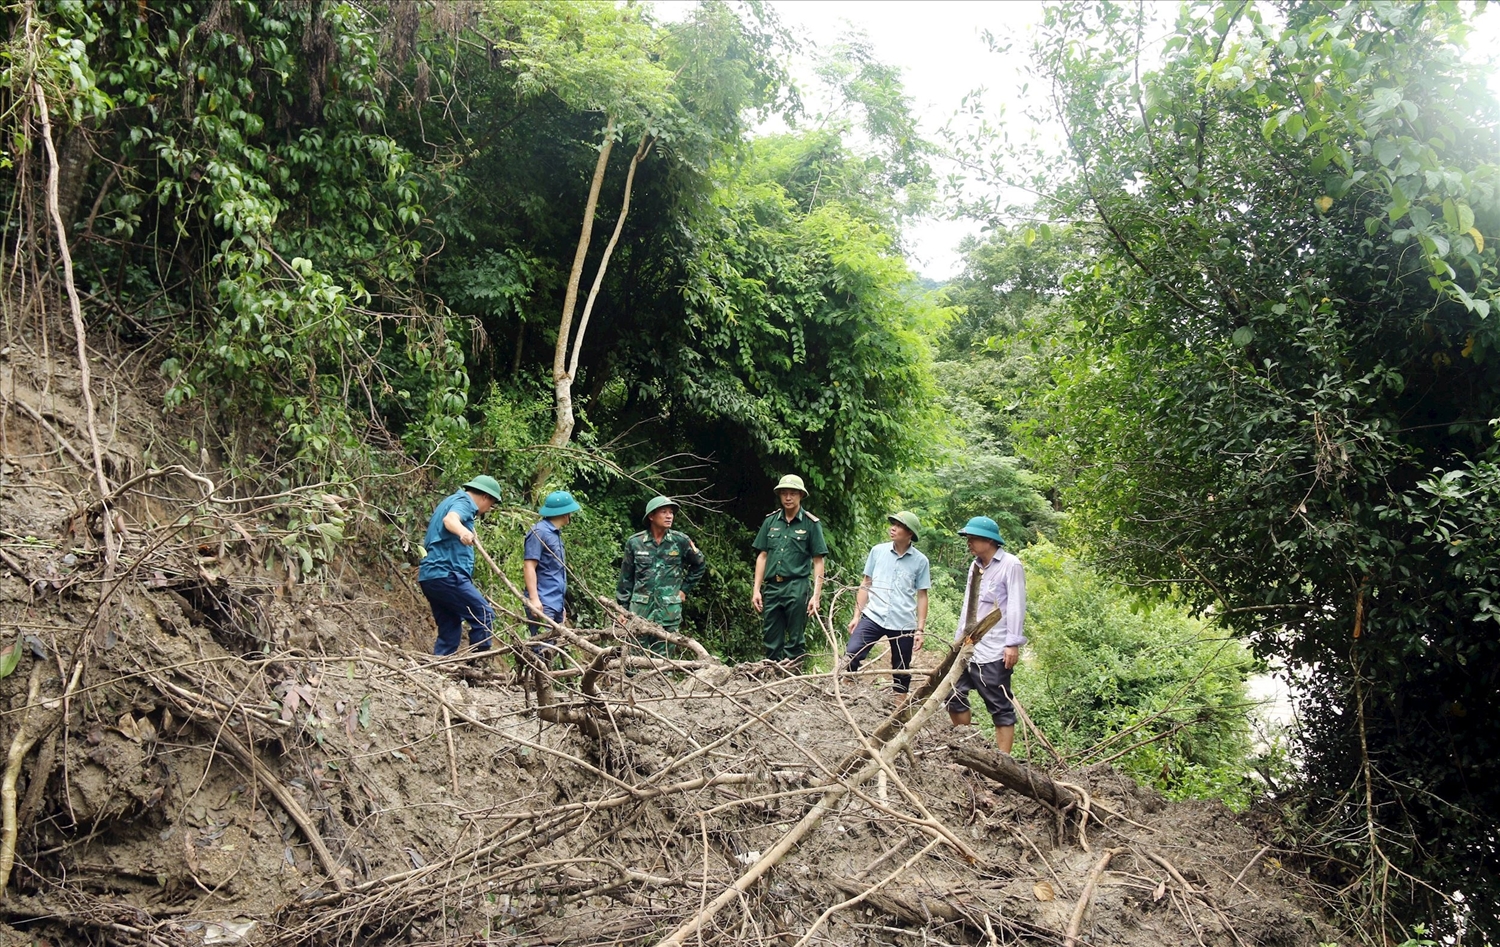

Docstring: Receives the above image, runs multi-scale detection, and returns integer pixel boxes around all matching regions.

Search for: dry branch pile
[0,342,1345,947]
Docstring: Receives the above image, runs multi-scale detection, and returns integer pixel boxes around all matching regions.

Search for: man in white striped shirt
[946,516,1027,754]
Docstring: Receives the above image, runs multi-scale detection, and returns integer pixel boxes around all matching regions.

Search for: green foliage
[2,1,471,476]
[0,640,20,680]
[907,452,1058,580]
[902,225,1068,582]
[784,35,937,228]
[484,1,672,124]
[940,227,1082,361]
[464,386,554,502]
[673,509,761,661]
[1015,544,1257,807]
[1017,0,1500,934]
[678,155,945,541]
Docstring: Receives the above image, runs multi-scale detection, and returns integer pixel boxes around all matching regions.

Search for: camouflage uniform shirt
[616,529,707,629]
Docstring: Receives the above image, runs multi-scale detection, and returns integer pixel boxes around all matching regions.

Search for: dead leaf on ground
[1033,880,1055,901]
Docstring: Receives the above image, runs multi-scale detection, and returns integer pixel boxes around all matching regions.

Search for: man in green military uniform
[617,496,707,654]
[751,474,828,667]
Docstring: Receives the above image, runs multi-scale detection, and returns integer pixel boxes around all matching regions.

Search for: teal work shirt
[753,507,828,582]
[418,490,478,581]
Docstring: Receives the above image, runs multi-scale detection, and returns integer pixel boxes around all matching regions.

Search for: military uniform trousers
[629,593,684,657]
[762,576,812,662]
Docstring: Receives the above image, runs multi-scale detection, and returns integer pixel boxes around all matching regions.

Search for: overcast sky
[658,1,1500,282]
[654,0,1048,277]
[761,0,1050,280]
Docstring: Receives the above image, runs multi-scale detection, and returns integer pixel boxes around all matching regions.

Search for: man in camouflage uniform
[617,496,707,655]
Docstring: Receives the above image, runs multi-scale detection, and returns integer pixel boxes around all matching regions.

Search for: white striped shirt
[953,550,1027,664]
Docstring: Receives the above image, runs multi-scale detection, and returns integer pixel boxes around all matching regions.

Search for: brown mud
[0,339,1345,946]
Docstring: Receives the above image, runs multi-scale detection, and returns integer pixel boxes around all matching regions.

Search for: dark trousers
[844,615,916,693]
[420,573,493,656]
[528,604,565,662]
[762,579,811,662]
[946,659,1017,726]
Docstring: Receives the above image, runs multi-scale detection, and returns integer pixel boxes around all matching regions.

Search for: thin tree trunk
[35,81,114,575]
[533,115,615,500]
[533,126,652,500]
[566,131,653,380]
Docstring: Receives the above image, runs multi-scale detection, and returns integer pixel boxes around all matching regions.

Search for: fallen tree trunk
[823,608,1005,786]
[825,874,1060,942]
[951,745,1081,810]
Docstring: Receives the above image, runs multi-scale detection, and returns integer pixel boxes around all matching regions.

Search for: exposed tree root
[1064,847,1120,947]
[0,663,45,898]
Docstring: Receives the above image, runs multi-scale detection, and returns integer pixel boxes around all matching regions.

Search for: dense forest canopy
[1005,1,1500,936]
[3,0,1499,941]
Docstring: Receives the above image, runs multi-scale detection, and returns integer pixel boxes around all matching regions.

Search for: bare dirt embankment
[0,338,1345,946]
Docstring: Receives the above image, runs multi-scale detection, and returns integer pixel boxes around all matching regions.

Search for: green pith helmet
[462,475,502,503]
[538,491,582,517]
[887,510,921,542]
[957,515,1005,545]
[643,496,678,522]
[774,474,807,496]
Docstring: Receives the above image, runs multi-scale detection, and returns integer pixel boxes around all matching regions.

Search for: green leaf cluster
[1015,543,1258,808]
[2,0,466,477]
[676,142,945,539]
[1026,0,1500,934]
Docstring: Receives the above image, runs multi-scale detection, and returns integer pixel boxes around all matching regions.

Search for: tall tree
[1017,1,1500,936]
[475,1,787,498]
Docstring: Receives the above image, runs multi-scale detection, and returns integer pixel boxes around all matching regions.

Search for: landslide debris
[0,340,1344,947]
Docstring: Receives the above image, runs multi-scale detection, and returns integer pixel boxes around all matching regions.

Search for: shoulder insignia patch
[804,512,820,523]
[765,510,780,519]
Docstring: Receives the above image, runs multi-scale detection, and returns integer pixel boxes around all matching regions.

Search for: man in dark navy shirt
[525,491,581,656]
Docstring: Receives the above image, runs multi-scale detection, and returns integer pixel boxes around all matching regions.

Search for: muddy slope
[0,339,1343,946]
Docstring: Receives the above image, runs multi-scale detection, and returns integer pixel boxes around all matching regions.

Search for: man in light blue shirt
[843,511,931,708]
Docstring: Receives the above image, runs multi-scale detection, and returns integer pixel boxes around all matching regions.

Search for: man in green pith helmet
[418,475,503,656]
[751,474,828,668]
[616,496,707,655]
